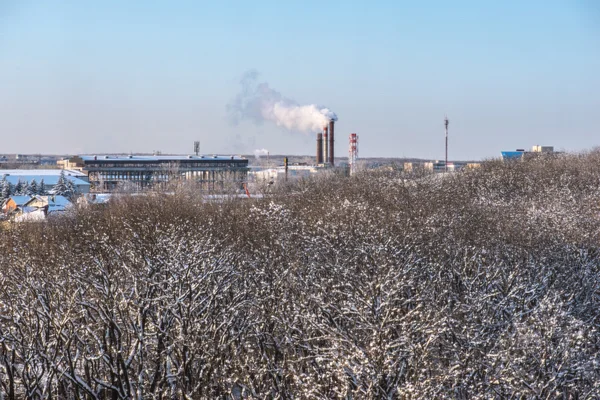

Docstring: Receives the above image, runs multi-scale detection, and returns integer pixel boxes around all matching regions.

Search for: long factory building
[59,155,249,192]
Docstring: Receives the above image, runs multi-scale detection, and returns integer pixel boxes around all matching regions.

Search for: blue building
[1,170,90,193]
[501,151,525,160]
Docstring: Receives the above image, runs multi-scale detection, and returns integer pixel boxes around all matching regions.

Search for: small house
[25,195,71,214]
[2,196,32,214]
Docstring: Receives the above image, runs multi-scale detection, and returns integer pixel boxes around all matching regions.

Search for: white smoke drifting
[254,148,269,159]
[227,70,337,133]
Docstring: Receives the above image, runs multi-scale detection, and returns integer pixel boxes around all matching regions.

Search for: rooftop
[501,151,525,159]
[36,195,71,208]
[0,169,86,177]
[7,196,32,206]
[79,155,246,162]
[2,174,90,186]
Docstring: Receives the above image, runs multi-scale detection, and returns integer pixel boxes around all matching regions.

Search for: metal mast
[444,115,449,172]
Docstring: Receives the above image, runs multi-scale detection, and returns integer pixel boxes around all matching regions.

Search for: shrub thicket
[1,151,600,399]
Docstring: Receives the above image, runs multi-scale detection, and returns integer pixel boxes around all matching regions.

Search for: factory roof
[0,169,86,177]
[79,155,246,162]
[2,175,89,187]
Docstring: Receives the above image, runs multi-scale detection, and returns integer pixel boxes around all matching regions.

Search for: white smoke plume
[254,148,269,159]
[227,70,337,133]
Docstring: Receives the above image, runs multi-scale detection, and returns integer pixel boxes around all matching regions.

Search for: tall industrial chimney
[323,126,329,164]
[316,133,323,164]
[328,120,335,166]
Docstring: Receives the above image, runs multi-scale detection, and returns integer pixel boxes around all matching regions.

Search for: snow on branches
[1,151,600,398]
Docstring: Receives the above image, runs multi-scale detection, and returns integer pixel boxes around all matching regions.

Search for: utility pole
[348,133,358,176]
[444,115,449,173]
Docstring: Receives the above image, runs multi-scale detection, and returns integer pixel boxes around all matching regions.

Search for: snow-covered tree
[0,175,11,202]
[1,150,599,398]
[38,179,47,195]
[65,175,76,197]
[20,181,29,196]
[52,170,72,197]
[27,179,38,196]
[12,179,24,195]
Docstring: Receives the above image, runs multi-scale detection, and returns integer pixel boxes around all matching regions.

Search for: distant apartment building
[59,155,249,191]
[501,145,555,161]
[531,145,554,154]
[403,161,479,172]
[57,157,85,171]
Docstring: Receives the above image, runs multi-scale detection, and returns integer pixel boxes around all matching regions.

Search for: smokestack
[284,157,289,182]
[323,126,329,164]
[316,133,323,164]
[329,120,335,166]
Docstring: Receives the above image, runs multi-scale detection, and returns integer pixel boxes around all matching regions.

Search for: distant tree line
[0,151,600,398]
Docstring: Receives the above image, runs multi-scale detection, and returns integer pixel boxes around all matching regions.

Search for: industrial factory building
[249,165,322,185]
[59,155,249,192]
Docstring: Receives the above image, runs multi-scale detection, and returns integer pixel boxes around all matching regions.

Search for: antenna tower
[194,141,200,156]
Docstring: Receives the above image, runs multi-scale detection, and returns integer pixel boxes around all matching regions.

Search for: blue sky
[0,0,598,159]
